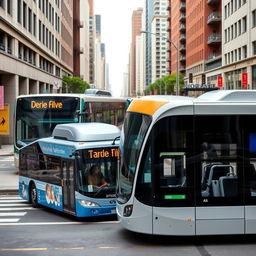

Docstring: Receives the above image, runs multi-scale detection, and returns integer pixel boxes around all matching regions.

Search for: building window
[28,8,32,33]
[39,20,41,41]
[0,0,4,9]
[238,20,241,35]
[238,48,241,60]
[23,2,27,29]
[33,14,36,36]
[242,16,247,33]
[243,45,247,59]
[7,0,12,15]
[253,10,256,27]
[253,41,256,56]
[17,0,21,23]
[252,65,256,89]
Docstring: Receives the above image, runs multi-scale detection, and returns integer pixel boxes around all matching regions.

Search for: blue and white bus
[19,123,120,217]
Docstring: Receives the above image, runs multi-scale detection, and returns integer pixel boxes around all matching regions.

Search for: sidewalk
[0,144,18,195]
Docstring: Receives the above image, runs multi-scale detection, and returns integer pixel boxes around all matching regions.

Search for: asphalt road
[1,157,256,256]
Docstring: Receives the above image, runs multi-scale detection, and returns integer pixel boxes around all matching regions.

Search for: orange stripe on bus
[127,99,168,116]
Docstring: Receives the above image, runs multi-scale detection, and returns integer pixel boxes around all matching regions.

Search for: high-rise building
[168,0,186,77]
[186,0,221,88]
[88,0,95,86]
[129,8,143,97]
[0,0,73,144]
[144,0,154,87]
[151,0,168,82]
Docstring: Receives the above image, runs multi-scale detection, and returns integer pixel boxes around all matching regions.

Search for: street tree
[62,76,90,93]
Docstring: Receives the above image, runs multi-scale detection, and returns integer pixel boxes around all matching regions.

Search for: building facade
[0,0,73,144]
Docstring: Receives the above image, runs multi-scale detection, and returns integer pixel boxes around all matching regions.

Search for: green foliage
[144,73,185,95]
[62,76,90,93]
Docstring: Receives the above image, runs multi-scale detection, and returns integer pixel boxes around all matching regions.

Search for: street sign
[218,77,223,88]
[0,104,9,135]
[0,86,3,110]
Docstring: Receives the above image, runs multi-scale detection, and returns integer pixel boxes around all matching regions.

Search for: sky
[94,0,144,97]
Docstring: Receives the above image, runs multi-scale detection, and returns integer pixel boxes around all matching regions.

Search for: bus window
[195,115,242,205]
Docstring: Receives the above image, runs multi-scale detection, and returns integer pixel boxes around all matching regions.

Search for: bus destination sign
[86,148,120,160]
[31,100,63,109]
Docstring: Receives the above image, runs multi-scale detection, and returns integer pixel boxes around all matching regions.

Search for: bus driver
[87,165,110,189]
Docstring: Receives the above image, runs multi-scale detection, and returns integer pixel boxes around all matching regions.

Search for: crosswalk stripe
[0,196,22,200]
[0,200,26,203]
[0,212,27,217]
[0,203,29,207]
[0,207,36,211]
[0,219,20,223]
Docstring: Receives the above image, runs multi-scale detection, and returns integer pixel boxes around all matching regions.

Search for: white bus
[19,123,120,217]
[117,90,256,236]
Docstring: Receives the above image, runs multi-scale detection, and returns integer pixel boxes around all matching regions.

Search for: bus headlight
[79,200,100,207]
[123,205,133,217]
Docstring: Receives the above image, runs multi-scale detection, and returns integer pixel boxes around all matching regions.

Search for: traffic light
[189,73,193,83]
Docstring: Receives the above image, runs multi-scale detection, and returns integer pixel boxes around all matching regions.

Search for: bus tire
[30,182,38,207]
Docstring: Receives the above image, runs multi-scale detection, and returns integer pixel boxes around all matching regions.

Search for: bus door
[149,116,195,236]
[195,115,244,235]
[62,160,76,215]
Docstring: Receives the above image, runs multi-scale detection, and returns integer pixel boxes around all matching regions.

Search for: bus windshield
[16,97,80,147]
[117,112,151,203]
[76,148,119,198]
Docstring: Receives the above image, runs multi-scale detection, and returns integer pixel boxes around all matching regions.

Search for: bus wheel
[30,183,38,207]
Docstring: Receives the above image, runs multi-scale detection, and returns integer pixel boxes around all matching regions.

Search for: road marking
[54,247,85,250]
[0,220,119,226]
[0,212,26,217]
[0,248,47,251]
[99,246,120,249]
[0,207,37,211]
[0,199,26,203]
[0,203,29,207]
[0,196,22,200]
[0,218,20,223]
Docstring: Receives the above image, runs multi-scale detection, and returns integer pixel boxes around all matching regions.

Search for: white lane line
[0,220,120,226]
[0,200,26,203]
[0,207,37,211]
[0,219,20,223]
[0,212,27,217]
[0,203,29,207]
[0,197,22,200]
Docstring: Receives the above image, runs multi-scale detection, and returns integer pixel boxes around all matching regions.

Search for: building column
[19,77,29,95]
[29,80,39,94]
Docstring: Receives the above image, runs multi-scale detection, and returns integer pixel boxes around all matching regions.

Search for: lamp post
[141,30,179,96]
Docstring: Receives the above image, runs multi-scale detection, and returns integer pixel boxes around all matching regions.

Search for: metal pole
[176,41,179,96]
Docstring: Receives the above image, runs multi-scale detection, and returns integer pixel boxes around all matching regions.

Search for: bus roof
[16,93,125,102]
[52,123,120,142]
[127,90,256,116]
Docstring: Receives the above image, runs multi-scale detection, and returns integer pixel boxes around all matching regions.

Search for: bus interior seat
[202,163,231,197]
[219,176,238,197]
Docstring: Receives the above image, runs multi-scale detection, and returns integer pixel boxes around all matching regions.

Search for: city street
[0,156,256,256]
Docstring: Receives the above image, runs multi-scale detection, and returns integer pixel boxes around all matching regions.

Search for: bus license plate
[111,209,116,214]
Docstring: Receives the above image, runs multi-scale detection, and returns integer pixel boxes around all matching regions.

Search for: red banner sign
[217,77,223,88]
[242,73,248,86]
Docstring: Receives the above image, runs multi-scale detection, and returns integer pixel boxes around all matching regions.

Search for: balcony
[80,47,84,54]
[179,44,186,52]
[207,12,221,25]
[166,27,170,32]
[207,33,221,45]
[179,24,186,32]
[167,58,171,62]
[180,2,186,11]
[205,53,221,64]
[0,43,5,51]
[179,13,186,21]
[167,4,170,10]
[207,0,220,5]
[179,34,186,42]
[180,65,186,72]
[180,55,186,61]
[79,20,84,28]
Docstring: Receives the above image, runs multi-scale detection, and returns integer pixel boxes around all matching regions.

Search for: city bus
[117,90,256,236]
[14,94,126,166]
[19,122,120,217]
